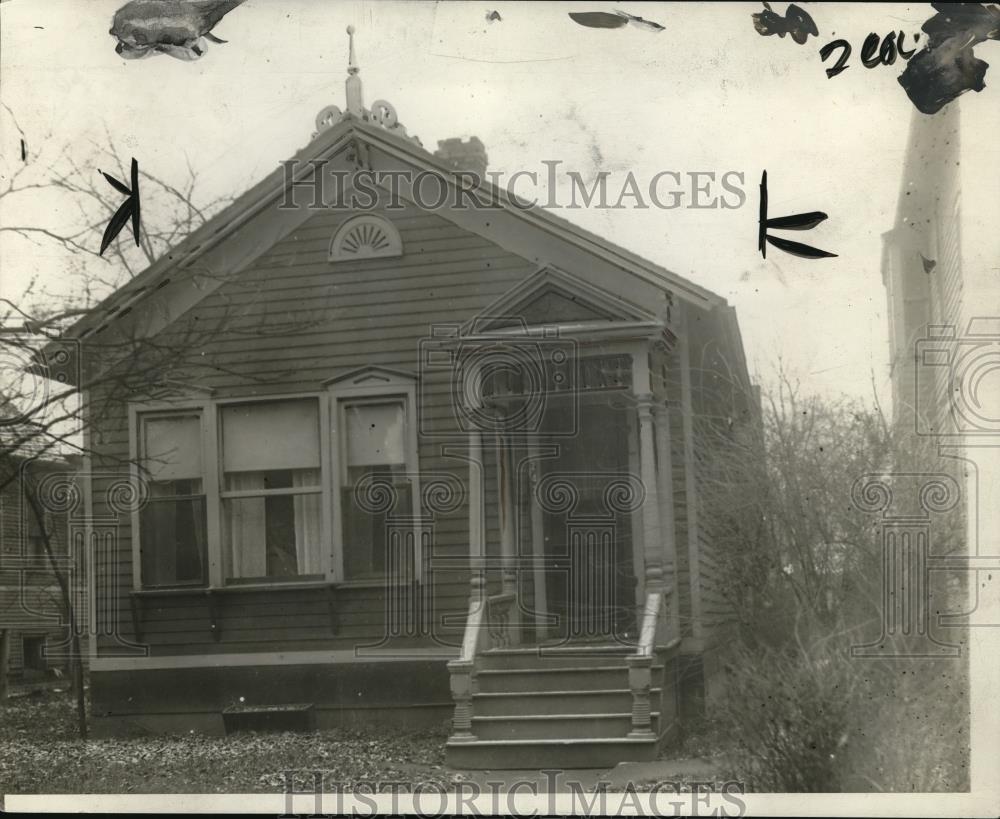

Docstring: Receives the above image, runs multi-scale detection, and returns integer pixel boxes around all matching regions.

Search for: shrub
[717,633,859,791]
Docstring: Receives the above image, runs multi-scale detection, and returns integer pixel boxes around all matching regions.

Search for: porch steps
[446,645,668,769]
[472,688,660,715]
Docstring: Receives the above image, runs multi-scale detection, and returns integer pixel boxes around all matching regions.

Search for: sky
[2,1,998,409]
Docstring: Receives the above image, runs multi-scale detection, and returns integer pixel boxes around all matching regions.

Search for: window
[220,399,323,581]
[130,374,421,589]
[338,397,413,581]
[138,412,208,587]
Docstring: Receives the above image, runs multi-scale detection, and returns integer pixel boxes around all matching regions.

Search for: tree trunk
[70,629,86,739]
[0,628,10,701]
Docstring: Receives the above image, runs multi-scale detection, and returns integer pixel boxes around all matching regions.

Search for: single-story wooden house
[51,30,754,767]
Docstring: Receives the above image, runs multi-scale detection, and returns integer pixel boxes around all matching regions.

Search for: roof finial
[345,25,363,116]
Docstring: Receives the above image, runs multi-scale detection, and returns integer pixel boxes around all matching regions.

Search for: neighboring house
[0,452,84,687]
[47,33,754,767]
[880,97,1000,652]
[881,98,1000,438]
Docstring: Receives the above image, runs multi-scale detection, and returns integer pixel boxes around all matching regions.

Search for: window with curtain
[138,412,208,587]
[220,399,323,581]
[340,398,412,581]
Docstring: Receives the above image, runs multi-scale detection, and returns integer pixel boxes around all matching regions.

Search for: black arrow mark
[758,170,836,259]
[99,157,141,256]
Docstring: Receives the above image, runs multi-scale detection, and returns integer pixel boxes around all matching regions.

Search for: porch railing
[447,585,519,741]
[626,586,676,738]
[449,580,674,743]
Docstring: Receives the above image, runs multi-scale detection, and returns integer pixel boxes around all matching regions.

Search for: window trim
[215,392,331,584]
[327,372,420,586]
[129,397,215,591]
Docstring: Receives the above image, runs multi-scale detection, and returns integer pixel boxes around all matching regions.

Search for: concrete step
[477,644,634,671]
[472,688,661,716]
[446,736,659,770]
[475,665,626,693]
[470,711,660,740]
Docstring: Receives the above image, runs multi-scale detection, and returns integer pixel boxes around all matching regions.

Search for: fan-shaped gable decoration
[329,215,403,262]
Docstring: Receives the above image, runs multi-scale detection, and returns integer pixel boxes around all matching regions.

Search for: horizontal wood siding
[684,302,755,654]
[90,197,536,660]
[660,345,694,641]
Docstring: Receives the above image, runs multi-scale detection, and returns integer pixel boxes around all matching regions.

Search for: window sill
[132,580,339,596]
[214,580,336,594]
[337,578,420,589]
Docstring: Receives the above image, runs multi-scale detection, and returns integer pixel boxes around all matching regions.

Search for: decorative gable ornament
[311,28,423,149]
[329,215,402,262]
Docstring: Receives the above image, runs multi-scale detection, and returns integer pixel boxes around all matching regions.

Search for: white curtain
[226,474,266,578]
[293,470,322,575]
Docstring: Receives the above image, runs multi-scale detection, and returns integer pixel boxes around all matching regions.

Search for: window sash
[220,399,321,474]
[136,409,208,589]
[338,396,410,483]
[141,413,203,481]
[139,493,208,587]
[222,491,323,580]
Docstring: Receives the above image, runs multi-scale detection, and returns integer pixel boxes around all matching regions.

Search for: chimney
[434,137,488,180]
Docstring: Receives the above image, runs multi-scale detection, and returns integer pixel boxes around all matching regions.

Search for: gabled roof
[50,29,726,383]
[466,265,659,333]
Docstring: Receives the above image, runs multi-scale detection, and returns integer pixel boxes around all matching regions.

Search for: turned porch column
[526,439,549,642]
[494,431,517,598]
[448,427,486,742]
[636,394,665,593]
[468,428,486,603]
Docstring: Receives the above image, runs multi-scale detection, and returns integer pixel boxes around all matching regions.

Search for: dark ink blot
[99,157,141,256]
[758,171,837,260]
[569,10,664,32]
[568,12,628,29]
[110,0,245,62]
[898,2,1000,115]
[614,9,665,32]
[485,10,502,23]
[752,1,818,45]
[20,138,26,162]
[920,253,937,273]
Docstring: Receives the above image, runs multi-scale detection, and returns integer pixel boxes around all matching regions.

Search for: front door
[536,395,638,643]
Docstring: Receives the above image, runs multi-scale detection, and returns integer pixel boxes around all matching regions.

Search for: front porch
[441,279,687,768]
